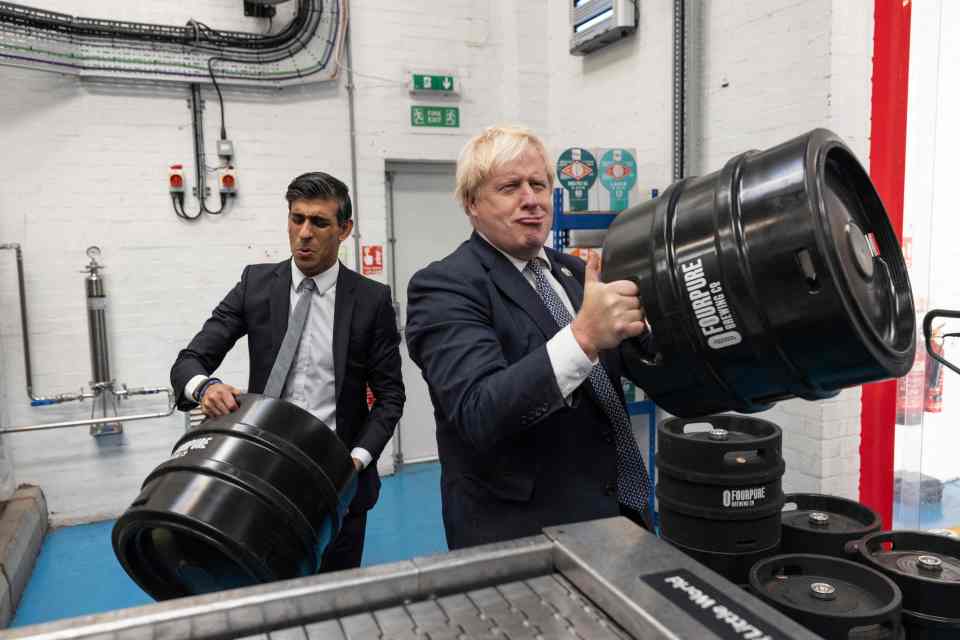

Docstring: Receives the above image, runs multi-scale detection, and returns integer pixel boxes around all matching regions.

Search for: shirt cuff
[185,375,209,402]
[546,325,598,401]
[350,447,372,470]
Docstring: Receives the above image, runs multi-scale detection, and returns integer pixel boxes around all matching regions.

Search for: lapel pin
[560,266,573,277]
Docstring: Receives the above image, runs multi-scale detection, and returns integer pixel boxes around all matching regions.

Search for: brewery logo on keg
[723,487,766,508]
[171,436,212,459]
[680,257,742,350]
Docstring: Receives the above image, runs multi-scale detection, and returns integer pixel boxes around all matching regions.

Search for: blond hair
[454,125,555,212]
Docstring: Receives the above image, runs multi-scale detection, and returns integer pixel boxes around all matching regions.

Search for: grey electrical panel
[570,0,638,56]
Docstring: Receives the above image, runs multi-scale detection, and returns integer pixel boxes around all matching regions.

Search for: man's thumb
[584,252,601,283]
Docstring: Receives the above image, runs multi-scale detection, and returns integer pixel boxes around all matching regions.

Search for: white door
[387,163,468,464]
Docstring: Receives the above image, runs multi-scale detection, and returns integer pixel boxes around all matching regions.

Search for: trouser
[319,509,368,573]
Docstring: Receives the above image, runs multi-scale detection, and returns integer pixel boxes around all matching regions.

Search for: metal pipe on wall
[672,0,686,182]
[0,388,175,434]
[0,244,40,401]
[344,22,362,271]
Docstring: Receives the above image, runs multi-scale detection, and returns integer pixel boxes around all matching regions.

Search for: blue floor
[12,462,445,629]
[893,478,960,531]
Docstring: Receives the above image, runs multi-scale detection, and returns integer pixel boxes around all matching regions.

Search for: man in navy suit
[171,172,404,571]
[406,126,655,550]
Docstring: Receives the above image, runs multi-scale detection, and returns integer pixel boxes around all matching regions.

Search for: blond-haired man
[406,125,655,549]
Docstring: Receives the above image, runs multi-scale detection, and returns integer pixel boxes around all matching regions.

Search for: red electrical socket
[169,164,185,193]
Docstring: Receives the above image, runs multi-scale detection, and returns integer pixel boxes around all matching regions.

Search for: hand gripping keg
[603,129,915,418]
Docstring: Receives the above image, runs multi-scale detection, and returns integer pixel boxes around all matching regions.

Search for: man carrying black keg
[405,125,657,550]
[170,171,405,572]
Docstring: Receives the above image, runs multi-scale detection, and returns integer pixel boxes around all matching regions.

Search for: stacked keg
[657,445,959,640]
[854,531,960,638]
[657,414,785,585]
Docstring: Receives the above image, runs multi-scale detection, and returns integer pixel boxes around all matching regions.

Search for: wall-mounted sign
[599,148,638,212]
[411,73,456,95]
[361,244,384,275]
[411,106,460,128]
[557,148,598,212]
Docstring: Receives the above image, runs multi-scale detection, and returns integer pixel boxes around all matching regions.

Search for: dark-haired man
[171,171,405,571]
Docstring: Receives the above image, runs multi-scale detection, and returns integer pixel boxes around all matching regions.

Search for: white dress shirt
[478,234,596,399]
[187,260,372,469]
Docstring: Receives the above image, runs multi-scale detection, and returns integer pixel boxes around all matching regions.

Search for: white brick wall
[0,0,876,523]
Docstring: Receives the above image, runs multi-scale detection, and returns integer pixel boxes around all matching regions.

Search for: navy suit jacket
[406,233,653,549]
[170,259,405,512]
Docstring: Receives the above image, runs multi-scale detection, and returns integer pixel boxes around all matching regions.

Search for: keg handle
[924,309,960,376]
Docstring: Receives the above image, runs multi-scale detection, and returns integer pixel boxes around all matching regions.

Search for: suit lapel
[471,234,559,339]
[333,263,356,404]
[269,261,292,356]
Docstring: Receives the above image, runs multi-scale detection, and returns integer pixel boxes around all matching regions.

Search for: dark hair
[285,172,353,224]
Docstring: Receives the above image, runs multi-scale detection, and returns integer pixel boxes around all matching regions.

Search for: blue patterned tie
[525,260,652,514]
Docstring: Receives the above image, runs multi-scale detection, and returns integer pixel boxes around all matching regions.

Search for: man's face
[468,147,553,261]
[288,198,352,276]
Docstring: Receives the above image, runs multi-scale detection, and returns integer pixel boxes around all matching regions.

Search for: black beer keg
[113,394,356,600]
[781,493,882,558]
[854,531,960,639]
[749,554,904,639]
[603,129,915,418]
[657,414,785,584]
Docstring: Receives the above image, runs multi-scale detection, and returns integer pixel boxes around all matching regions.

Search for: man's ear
[338,219,354,241]
[465,197,478,220]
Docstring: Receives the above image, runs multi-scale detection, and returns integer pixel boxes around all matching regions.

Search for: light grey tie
[264,278,316,398]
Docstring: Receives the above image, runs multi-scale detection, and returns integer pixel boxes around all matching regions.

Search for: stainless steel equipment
[83,246,122,436]
[0,244,174,436]
[4,518,821,639]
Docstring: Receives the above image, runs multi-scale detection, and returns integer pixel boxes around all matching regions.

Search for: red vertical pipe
[861,0,911,529]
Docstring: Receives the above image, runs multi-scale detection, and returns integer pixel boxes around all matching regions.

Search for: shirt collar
[291,259,339,296]
[476,231,551,274]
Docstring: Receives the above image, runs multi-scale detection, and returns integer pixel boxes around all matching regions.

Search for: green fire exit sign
[411,106,460,128]
[411,74,456,94]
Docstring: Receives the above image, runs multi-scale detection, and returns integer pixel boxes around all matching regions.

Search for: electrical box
[217,139,234,160]
[570,0,638,56]
[219,166,237,195]
[169,164,185,193]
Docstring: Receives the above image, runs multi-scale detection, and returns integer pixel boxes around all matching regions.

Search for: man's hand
[200,383,242,417]
[571,253,648,360]
[351,457,363,471]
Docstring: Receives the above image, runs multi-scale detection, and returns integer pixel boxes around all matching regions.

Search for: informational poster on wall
[555,147,649,214]
[361,245,384,276]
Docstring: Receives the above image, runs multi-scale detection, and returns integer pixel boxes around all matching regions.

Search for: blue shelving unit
[552,187,660,524]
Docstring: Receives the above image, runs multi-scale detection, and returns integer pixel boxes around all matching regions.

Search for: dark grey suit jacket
[406,233,653,549]
[171,259,405,512]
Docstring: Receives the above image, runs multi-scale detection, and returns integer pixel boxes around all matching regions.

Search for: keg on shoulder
[603,128,915,418]
[113,394,356,600]
[656,414,784,584]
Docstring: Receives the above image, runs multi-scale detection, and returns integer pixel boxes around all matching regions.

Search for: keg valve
[809,582,837,601]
